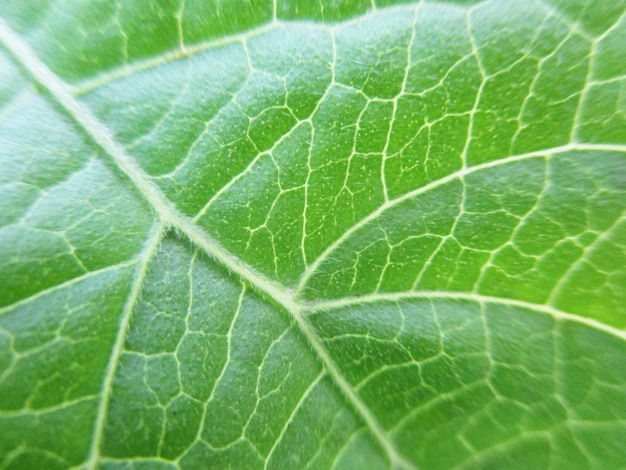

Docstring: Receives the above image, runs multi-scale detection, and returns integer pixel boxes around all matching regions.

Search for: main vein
[0,18,411,468]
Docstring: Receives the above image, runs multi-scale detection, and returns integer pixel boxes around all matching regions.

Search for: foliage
[1,0,625,468]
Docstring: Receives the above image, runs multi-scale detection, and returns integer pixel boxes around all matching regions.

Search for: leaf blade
[1,1,625,468]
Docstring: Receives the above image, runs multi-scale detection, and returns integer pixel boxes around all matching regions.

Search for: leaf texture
[0,0,625,469]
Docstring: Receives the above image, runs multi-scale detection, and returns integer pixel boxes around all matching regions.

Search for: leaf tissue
[0,0,625,468]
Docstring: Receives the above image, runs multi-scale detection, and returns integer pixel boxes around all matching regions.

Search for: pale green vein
[388,380,487,436]
[0,394,98,419]
[184,282,247,461]
[571,8,626,141]
[539,0,594,41]
[4,447,68,470]
[72,3,452,97]
[0,18,413,469]
[380,4,421,202]
[85,223,163,470]
[460,5,487,171]
[285,305,418,470]
[175,0,187,52]
[302,291,626,341]
[264,371,326,468]
[83,457,176,470]
[453,425,572,470]
[296,142,626,295]
[73,21,278,96]
[0,87,33,121]
[0,259,137,317]
[547,207,626,305]
[0,445,27,470]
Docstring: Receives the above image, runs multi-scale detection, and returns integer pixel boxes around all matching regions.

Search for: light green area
[0,0,625,468]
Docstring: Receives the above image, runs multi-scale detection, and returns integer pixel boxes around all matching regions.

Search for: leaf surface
[1,1,625,468]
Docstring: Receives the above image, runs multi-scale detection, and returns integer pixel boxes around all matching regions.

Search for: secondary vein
[302,291,626,341]
[85,223,163,470]
[0,259,137,316]
[296,141,626,295]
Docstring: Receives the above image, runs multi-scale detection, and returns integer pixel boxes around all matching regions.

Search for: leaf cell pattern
[0,0,625,469]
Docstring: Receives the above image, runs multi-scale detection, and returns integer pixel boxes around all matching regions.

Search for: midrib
[0,18,414,470]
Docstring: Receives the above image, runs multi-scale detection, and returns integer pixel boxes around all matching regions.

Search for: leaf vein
[302,291,626,340]
[84,223,163,469]
[296,142,626,294]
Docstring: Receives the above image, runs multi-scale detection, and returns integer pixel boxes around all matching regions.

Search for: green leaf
[1,0,625,468]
